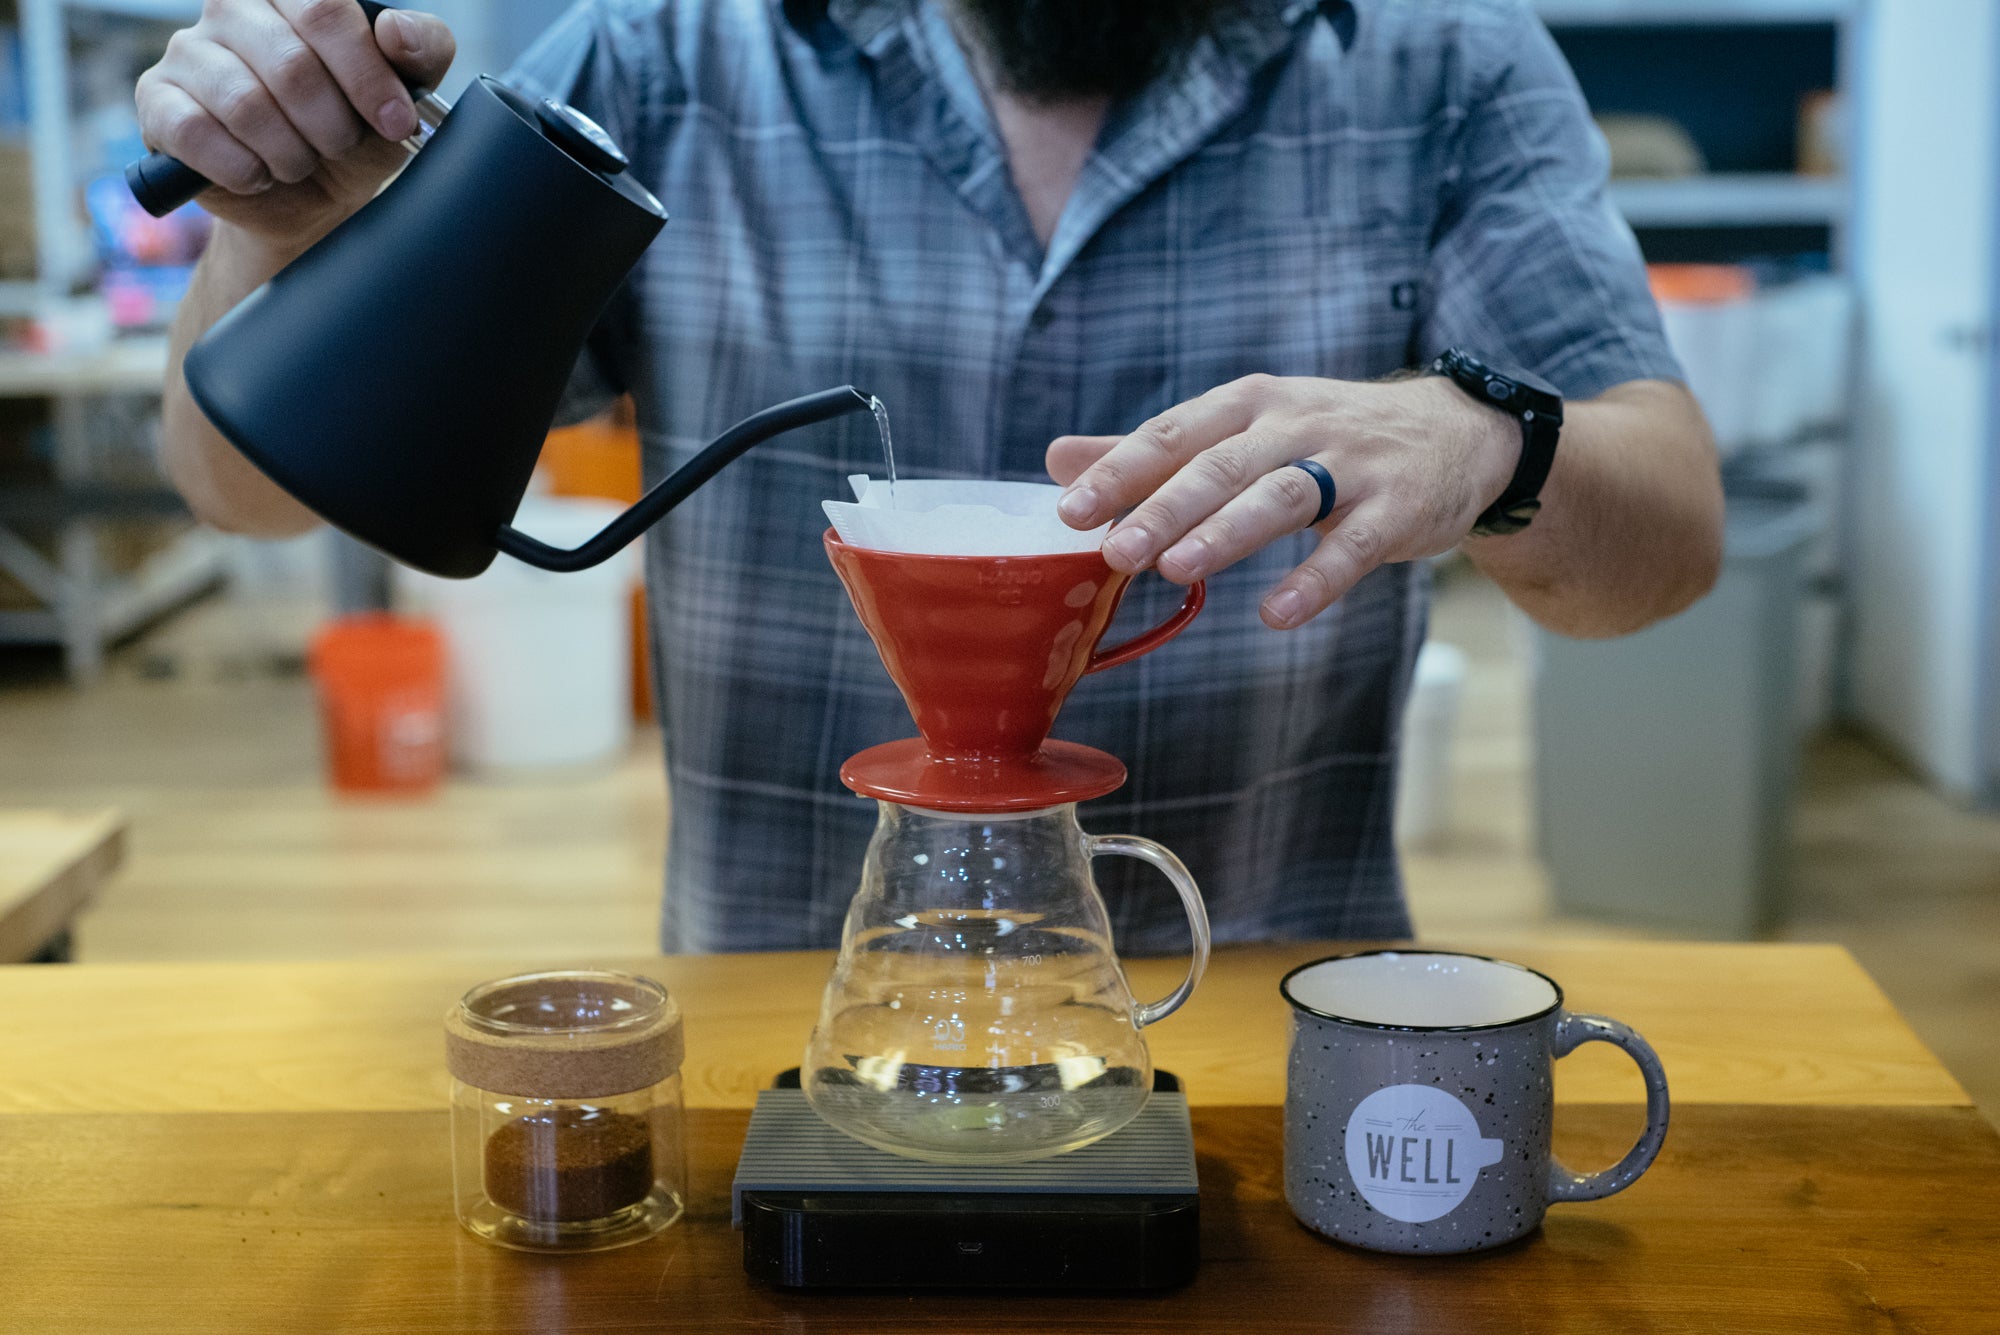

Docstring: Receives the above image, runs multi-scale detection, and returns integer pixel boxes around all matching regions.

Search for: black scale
[733,1071,1199,1290]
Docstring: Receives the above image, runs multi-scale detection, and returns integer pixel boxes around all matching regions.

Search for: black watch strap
[1430,348,1564,537]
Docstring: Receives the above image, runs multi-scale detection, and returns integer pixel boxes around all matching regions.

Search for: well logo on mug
[1344,1084,1505,1223]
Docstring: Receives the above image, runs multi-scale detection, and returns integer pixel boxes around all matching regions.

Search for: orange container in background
[1646,263,1761,453]
[1647,263,1755,305]
[308,614,448,795]
[541,403,655,721]
[540,414,643,502]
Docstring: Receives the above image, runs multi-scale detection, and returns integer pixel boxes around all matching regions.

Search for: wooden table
[0,808,125,962]
[0,943,1994,1332]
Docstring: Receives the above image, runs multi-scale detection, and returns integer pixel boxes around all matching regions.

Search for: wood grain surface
[1,1103,1995,1334]
[0,943,1963,1115]
[0,809,126,962]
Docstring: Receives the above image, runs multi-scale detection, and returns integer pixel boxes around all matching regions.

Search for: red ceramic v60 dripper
[826,531,1204,812]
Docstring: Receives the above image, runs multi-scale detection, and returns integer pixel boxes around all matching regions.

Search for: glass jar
[445,970,687,1252]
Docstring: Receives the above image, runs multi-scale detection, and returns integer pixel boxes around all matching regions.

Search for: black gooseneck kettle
[132,7,873,579]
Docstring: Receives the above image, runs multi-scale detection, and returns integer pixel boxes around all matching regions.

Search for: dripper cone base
[840,737,1126,812]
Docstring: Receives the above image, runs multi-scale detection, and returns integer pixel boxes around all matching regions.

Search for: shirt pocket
[1171,128,1438,383]
[1328,130,1436,240]
[1167,214,1428,386]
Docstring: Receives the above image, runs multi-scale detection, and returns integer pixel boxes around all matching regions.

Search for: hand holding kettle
[138,0,877,568]
[133,0,454,238]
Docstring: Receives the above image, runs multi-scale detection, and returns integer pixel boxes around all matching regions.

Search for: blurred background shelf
[0,284,46,320]
[3,0,218,682]
[1536,0,1854,24]
[0,525,227,677]
[0,336,168,396]
[0,335,222,682]
[1608,174,1847,228]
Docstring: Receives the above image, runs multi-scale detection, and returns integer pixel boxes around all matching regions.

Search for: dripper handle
[1085,580,1206,674]
[1088,834,1211,1029]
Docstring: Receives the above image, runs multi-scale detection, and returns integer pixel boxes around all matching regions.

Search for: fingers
[209,0,367,162]
[1056,378,1264,530]
[1052,376,1411,629]
[1046,435,1119,489]
[270,0,416,140]
[374,9,456,94]
[1156,454,1330,583]
[1102,423,1314,575]
[1261,503,1393,630]
[135,71,272,194]
[149,31,316,188]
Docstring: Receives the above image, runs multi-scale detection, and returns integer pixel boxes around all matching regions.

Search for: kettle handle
[1088,834,1212,1029]
[126,0,404,217]
[495,386,875,572]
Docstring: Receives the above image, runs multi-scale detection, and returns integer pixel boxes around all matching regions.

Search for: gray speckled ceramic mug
[1280,950,1669,1255]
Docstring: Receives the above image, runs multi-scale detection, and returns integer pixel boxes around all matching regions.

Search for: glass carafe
[804,801,1211,1163]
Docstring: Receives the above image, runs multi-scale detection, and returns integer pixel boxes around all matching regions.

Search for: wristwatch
[1429,348,1564,537]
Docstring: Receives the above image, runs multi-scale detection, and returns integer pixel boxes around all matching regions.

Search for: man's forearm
[1466,379,1723,639]
[161,225,324,538]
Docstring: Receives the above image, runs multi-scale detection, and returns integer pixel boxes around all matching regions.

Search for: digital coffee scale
[733,1071,1200,1290]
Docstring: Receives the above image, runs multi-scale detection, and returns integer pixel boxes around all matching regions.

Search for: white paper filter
[823,477,1109,556]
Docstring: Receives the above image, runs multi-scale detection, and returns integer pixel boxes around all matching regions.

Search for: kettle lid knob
[535,100,628,176]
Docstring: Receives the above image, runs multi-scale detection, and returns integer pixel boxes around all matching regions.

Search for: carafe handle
[1088,835,1212,1028]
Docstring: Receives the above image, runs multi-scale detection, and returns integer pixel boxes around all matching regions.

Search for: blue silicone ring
[1290,459,1337,526]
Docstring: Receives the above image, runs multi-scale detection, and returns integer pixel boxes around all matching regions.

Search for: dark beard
[952,0,1237,102]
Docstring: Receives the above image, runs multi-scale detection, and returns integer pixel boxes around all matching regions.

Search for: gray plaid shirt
[508,0,1679,953]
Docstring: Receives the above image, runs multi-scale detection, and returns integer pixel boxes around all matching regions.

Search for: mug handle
[1547,1011,1672,1203]
[1087,835,1212,1028]
[1085,580,1206,674]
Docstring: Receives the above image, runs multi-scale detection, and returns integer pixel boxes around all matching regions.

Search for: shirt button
[1028,305,1055,332]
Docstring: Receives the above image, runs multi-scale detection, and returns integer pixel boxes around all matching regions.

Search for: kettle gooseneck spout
[494,386,876,573]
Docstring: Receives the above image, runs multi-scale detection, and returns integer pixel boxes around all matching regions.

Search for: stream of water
[868,395,897,507]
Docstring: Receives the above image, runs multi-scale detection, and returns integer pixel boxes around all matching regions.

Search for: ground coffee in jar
[483,1105,656,1222]
[446,970,687,1252]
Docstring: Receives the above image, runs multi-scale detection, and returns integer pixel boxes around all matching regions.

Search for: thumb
[1046,434,1121,488]
[376,9,456,92]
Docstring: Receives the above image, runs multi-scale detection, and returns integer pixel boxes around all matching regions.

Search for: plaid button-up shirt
[508,0,1680,953]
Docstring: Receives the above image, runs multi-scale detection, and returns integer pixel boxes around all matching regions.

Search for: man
[142,0,1723,952]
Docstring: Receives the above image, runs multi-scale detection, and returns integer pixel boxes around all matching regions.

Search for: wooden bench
[0,808,126,961]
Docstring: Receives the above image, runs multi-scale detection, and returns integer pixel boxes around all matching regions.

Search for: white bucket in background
[1657,295,1760,456]
[398,497,638,776]
[1396,641,1468,849]
[1750,275,1854,444]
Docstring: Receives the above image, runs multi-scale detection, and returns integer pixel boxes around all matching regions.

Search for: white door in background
[1850,0,2000,801]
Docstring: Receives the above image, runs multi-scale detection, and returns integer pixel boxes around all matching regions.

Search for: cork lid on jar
[445,970,685,1099]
